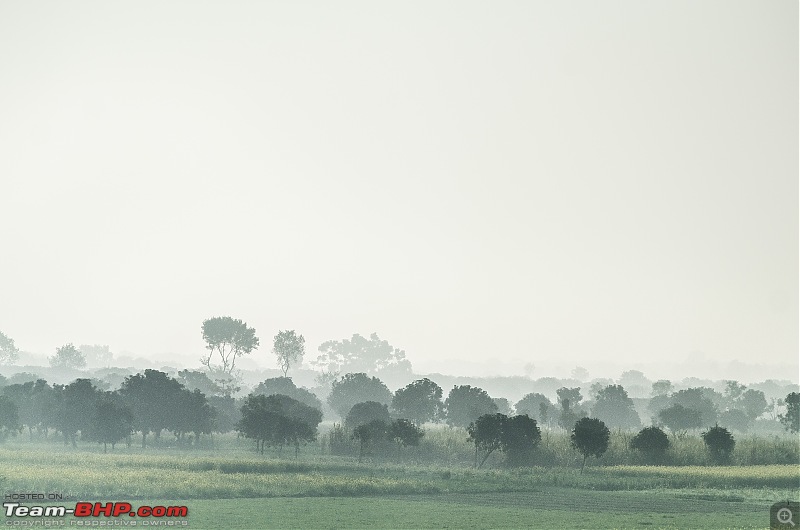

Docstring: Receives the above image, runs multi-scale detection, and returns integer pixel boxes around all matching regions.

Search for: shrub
[702,424,735,464]
[630,426,670,463]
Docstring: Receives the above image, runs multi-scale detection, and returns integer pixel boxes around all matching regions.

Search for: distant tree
[445,385,498,428]
[237,394,273,453]
[327,373,392,419]
[54,379,97,446]
[658,404,702,433]
[557,387,584,431]
[78,345,113,367]
[500,414,541,467]
[345,401,390,430]
[702,425,735,464]
[571,366,590,381]
[49,344,87,369]
[3,379,57,439]
[391,378,443,426]
[0,395,20,441]
[719,408,750,433]
[779,392,799,434]
[314,333,411,376]
[557,387,583,409]
[670,388,719,426]
[570,417,610,473]
[591,385,641,430]
[177,370,224,397]
[90,392,133,452]
[651,380,673,397]
[467,413,505,468]
[200,316,259,374]
[618,370,650,396]
[172,389,216,444]
[352,419,389,463]
[630,426,670,463]
[389,419,424,460]
[738,389,768,422]
[237,393,322,456]
[253,377,322,411]
[0,331,20,365]
[515,393,554,425]
[492,398,513,416]
[208,394,239,434]
[273,330,305,377]
[723,380,747,403]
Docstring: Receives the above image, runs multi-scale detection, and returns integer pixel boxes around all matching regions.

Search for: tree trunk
[580,454,586,474]
[103,442,107,453]
[142,432,147,449]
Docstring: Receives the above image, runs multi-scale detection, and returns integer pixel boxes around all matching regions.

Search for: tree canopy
[444,385,497,428]
[591,384,641,430]
[571,417,610,472]
[327,373,392,419]
[0,331,19,365]
[313,333,411,377]
[200,316,259,374]
[391,378,443,426]
[273,330,305,377]
[49,344,86,369]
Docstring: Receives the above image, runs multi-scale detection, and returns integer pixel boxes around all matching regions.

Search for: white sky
[0,1,797,380]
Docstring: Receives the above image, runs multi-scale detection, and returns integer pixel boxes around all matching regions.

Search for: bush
[702,425,735,464]
[630,426,670,463]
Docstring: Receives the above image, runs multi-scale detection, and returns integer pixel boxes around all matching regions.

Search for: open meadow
[1,429,797,529]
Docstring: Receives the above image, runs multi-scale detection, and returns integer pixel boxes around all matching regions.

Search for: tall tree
[391,378,443,426]
[200,317,259,374]
[120,370,184,448]
[0,331,19,365]
[779,392,800,434]
[591,385,641,430]
[49,344,87,369]
[273,330,305,377]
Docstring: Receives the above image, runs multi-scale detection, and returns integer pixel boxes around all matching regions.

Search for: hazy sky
[1,1,797,380]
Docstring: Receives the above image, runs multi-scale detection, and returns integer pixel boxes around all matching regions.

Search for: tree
[237,393,322,456]
[630,426,670,463]
[702,425,735,464]
[719,408,750,433]
[273,330,305,377]
[327,373,392,419]
[571,417,610,473]
[500,414,541,467]
[389,419,424,460]
[0,331,19,365]
[49,344,87,369]
[444,385,498,428]
[178,370,224,397]
[391,378,443,426]
[515,393,554,426]
[0,395,20,441]
[467,413,505,468]
[670,388,719,426]
[493,398,513,416]
[54,379,98,446]
[345,401,390,430]
[651,380,673,397]
[557,387,584,431]
[658,404,702,433]
[314,333,412,376]
[78,345,113,367]
[172,389,216,444]
[253,377,322,411]
[200,316,259,374]
[591,385,641,430]
[738,389,767,422]
[352,419,389,463]
[120,370,184,448]
[90,392,133,452]
[779,392,799,433]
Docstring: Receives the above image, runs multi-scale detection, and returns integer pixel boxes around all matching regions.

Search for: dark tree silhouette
[54,379,97,447]
[630,426,670,463]
[120,370,184,448]
[658,404,702,434]
[90,392,133,452]
[352,419,389,463]
[445,385,497,428]
[571,417,610,473]
[389,419,424,459]
[702,424,735,464]
[391,378,443,426]
[0,395,20,441]
[500,414,541,467]
[467,413,505,468]
[780,392,800,433]
[345,401,390,430]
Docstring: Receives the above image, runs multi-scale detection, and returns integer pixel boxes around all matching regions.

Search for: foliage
[200,317,259,374]
[352,419,390,462]
[0,331,20,365]
[591,385,641,430]
[515,393,554,425]
[273,330,305,377]
[119,370,185,447]
[670,388,719,426]
[0,395,20,441]
[556,387,584,430]
[658,404,702,433]
[90,393,133,452]
[445,385,497,428]
[571,417,610,472]
[651,379,673,397]
[630,426,669,463]
[719,408,750,433]
[492,398,513,416]
[346,401,390,430]
[779,392,799,434]
[314,333,411,376]
[702,425,735,464]
[327,373,392,419]
[178,370,224,397]
[467,413,505,468]
[237,393,322,455]
[468,413,541,468]
[389,419,424,449]
[54,379,97,446]
[252,377,322,411]
[78,344,113,367]
[49,343,87,369]
[391,378,443,426]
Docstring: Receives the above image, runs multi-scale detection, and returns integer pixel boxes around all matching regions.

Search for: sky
[0,1,797,382]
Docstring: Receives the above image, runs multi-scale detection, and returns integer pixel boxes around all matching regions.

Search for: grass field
[0,437,797,529]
